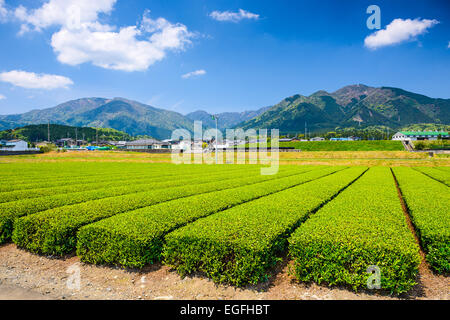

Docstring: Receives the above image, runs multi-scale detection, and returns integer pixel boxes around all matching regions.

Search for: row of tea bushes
[0,166,270,243]
[414,167,450,186]
[0,165,260,203]
[289,167,422,294]
[76,166,343,268]
[393,167,450,274]
[0,163,254,193]
[163,167,366,286]
[11,166,312,255]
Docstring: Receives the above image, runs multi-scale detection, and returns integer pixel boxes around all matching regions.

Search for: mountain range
[185,107,271,130]
[0,97,193,140]
[238,84,450,134]
[0,84,448,139]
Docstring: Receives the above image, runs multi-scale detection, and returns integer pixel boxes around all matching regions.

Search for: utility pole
[75,128,78,146]
[215,115,218,164]
[47,121,50,142]
[96,127,99,145]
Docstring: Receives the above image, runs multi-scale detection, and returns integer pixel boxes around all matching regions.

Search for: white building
[310,137,325,141]
[125,139,166,150]
[0,139,29,151]
[392,131,449,141]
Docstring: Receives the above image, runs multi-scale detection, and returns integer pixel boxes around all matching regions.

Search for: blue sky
[0,0,449,115]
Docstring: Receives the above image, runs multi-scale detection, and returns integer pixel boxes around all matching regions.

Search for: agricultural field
[277,140,405,151]
[0,153,449,300]
[1,149,449,167]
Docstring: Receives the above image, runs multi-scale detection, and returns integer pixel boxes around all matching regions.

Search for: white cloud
[0,0,9,21]
[51,25,164,71]
[0,70,73,89]
[12,2,194,72]
[0,94,6,100]
[142,12,194,51]
[364,18,439,50]
[209,9,259,23]
[14,0,116,32]
[182,70,206,79]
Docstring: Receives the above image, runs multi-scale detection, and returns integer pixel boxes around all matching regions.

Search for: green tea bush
[76,166,338,268]
[414,167,450,186]
[11,167,304,255]
[0,165,260,203]
[0,163,253,193]
[289,167,421,294]
[393,167,450,274]
[163,167,366,286]
[2,167,263,243]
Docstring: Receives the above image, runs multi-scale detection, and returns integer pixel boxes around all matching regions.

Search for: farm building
[55,138,75,147]
[392,131,449,141]
[125,139,171,150]
[0,139,29,151]
[108,141,127,148]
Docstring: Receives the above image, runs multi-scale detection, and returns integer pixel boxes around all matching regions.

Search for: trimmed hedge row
[0,166,266,243]
[11,166,311,255]
[0,165,259,204]
[414,167,450,187]
[0,164,175,186]
[76,166,343,268]
[0,163,252,193]
[0,171,121,184]
[0,171,163,193]
[289,167,421,294]
[163,167,366,286]
[393,167,450,274]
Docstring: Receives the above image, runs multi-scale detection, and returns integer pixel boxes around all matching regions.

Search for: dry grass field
[1,150,449,167]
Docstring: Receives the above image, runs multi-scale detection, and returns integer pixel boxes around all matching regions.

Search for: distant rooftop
[126,139,161,146]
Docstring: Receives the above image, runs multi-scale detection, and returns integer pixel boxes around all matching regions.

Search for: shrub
[393,167,450,274]
[39,144,56,153]
[163,167,366,286]
[413,167,449,186]
[1,167,263,243]
[76,166,339,268]
[11,166,305,255]
[289,167,421,294]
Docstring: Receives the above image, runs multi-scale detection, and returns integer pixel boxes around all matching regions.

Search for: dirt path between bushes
[0,244,448,300]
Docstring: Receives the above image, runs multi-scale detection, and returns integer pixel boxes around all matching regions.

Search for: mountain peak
[331,84,376,106]
[333,84,373,93]
[310,90,330,97]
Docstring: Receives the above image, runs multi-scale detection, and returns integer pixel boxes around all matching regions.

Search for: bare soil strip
[1,243,448,300]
